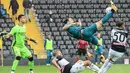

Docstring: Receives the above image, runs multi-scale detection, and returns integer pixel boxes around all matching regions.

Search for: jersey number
[114,32,126,42]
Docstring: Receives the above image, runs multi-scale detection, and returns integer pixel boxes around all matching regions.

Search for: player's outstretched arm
[4,33,12,39]
[26,35,38,44]
[52,58,61,73]
[63,23,76,30]
[77,19,82,27]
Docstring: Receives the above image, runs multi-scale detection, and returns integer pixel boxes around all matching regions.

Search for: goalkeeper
[5,14,37,73]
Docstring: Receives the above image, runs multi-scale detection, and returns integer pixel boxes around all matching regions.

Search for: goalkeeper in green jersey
[5,14,37,73]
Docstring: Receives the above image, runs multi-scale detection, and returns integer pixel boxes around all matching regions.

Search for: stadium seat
[58,40,64,45]
[62,0,69,4]
[98,0,104,3]
[43,27,50,31]
[54,0,60,4]
[3,50,10,58]
[61,31,67,36]
[67,45,74,49]
[65,40,72,45]
[60,45,66,49]
[63,36,70,40]
[55,36,62,40]
[53,32,60,36]
[0,19,4,23]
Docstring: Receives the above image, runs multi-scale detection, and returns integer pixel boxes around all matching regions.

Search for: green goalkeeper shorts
[12,46,32,58]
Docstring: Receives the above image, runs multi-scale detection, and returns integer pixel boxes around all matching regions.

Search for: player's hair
[52,49,60,56]
[64,17,69,24]
[116,21,124,27]
[18,14,24,21]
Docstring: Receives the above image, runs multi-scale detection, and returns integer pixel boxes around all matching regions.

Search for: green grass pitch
[0,64,130,73]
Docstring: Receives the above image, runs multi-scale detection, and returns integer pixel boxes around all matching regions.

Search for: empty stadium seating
[32,0,130,56]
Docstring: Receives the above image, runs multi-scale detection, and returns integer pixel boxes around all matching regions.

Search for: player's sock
[89,63,100,72]
[101,12,113,24]
[99,59,109,73]
[87,66,96,72]
[11,60,19,71]
[102,61,113,73]
[30,70,34,73]
[28,57,34,71]
[28,61,34,71]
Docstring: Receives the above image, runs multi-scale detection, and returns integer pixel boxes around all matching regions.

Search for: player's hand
[78,19,82,26]
[70,23,76,26]
[87,52,94,58]
[57,68,61,73]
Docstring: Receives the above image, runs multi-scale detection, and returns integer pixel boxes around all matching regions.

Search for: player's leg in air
[82,1,118,45]
[95,1,118,30]
[63,1,118,46]
[70,59,100,73]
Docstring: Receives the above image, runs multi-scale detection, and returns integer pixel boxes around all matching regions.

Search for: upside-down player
[63,1,118,46]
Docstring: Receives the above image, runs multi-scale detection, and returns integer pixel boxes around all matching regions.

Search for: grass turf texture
[0,64,130,73]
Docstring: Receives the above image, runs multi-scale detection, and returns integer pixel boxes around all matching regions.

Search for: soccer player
[76,39,90,62]
[98,21,128,73]
[95,32,105,64]
[52,49,100,73]
[63,1,118,45]
[5,14,37,73]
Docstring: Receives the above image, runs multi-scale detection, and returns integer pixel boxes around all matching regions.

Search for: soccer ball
[105,7,112,13]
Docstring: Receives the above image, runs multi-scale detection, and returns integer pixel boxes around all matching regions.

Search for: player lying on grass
[52,49,100,73]
[98,21,129,73]
[63,1,118,46]
[4,14,37,73]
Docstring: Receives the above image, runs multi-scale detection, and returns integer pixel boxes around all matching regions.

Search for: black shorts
[12,9,18,15]
[78,48,87,56]
[111,45,126,52]
[63,64,72,73]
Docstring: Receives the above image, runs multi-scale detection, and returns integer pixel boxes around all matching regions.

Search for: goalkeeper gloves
[0,32,7,36]
[30,38,38,44]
